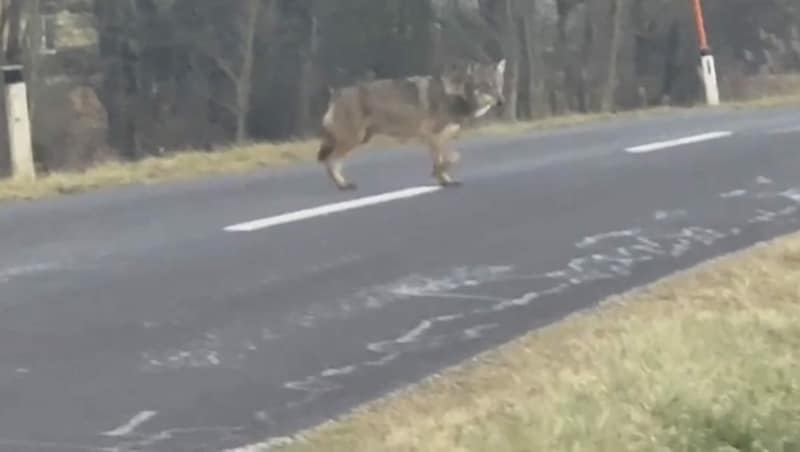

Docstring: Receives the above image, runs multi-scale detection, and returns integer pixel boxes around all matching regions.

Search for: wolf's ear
[496,59,507,75]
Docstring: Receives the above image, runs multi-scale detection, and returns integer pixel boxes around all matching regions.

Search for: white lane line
[769,125,800,135]
[224,185,441,232]
[102,410,158,437]
[625,131,733,153]
[0,262,62,284]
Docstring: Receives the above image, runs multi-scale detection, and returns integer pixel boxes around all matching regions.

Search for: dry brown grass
[471,106,678,138]
[2,80,800,203]
[257,231,800,452]
[0,139,319,201]
[722,73,800,105]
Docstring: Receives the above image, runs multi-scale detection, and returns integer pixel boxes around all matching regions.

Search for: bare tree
[233,0,262,142]
[295,0,319,136]
[187,0,266,143]
[602,0,626,112]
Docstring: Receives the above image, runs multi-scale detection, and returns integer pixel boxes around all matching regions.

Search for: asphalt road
[1,106,800,451]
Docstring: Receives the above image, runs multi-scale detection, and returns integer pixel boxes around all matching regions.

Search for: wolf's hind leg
[319,133,359,191]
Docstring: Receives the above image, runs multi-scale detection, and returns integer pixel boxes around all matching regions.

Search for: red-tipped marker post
[691,0,720,105]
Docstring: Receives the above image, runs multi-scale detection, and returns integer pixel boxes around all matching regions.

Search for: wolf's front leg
[428,142,462,188]
[325,157,358,191]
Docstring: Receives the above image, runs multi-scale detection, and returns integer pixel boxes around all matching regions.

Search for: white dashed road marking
[625,131,733,153]
[768,125,800,135]
[224,186,441,232]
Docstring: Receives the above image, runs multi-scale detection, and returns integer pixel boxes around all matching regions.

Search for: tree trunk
[235,0,261,143]
[501,0,519,121]
[3,0,23,64]
[23,0,42,125]
[518,12,540,119]
[659,20,680,105]
[296,2,318,136]
[602,0,625,112]
[555,0,571,114]
[576,6,593,113]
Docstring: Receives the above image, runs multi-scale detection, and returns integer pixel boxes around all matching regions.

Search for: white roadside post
[699,51,720,106]
[691,0,720,106]
[2,65,36,181]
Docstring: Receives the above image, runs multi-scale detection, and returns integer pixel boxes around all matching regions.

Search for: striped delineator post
[691,0,720,106]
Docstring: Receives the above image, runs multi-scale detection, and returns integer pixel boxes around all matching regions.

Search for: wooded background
[0,0,798,175]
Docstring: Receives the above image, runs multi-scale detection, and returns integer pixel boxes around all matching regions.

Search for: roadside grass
[0,139,319,201]
[1,85,799,203]
[259,231,800,452]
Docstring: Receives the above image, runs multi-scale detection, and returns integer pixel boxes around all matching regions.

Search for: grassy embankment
[259,230,800,452]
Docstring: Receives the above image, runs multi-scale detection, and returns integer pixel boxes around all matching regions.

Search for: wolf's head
[441,59,506,117]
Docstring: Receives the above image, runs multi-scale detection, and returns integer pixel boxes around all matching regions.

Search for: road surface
[1,106,800,451]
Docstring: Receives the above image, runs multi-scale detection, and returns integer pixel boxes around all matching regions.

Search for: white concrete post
[3,65,36,181]
[690,0,720,106]
[700,52,720,106]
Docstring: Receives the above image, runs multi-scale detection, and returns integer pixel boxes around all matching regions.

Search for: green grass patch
[254,232,800,452]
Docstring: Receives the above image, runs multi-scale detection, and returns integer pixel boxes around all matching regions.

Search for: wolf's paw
[436,176,462,188]
[337,182,358,191]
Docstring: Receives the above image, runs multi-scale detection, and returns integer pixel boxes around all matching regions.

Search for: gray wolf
[317,59,506,190]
